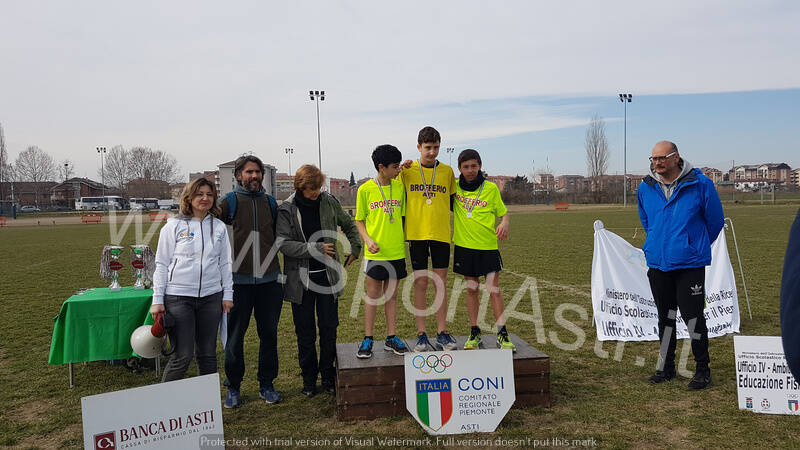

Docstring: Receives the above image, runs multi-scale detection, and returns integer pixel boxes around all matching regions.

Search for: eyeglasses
[649,151,677,163]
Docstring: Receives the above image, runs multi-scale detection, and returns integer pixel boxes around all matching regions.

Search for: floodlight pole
[446,147,455,167]
[285,148,294,174]
[309,90,325,171]
[96,146,106,210]
[619,93,632,207]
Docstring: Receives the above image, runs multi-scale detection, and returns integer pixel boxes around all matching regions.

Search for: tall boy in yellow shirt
[398,126,458,351]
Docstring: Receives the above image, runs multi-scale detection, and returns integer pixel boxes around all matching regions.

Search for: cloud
[1,1,798,179]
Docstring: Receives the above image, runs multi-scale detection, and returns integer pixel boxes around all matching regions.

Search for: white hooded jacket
[152,214,234,304]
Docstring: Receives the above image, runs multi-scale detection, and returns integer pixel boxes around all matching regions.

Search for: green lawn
[0,203,797,449]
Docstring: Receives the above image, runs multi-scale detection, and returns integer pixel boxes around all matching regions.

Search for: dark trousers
[647,267,710,373]
[162,291,223,383]
[291,271,339,386]
[224,281,283,389]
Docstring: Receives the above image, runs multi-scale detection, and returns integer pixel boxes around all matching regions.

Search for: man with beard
[220,155,283,407]
[637,141,724,390]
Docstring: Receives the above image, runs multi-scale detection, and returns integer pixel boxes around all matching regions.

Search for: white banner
[405,350,515,435]
[82,373,224,450]
[591,221,740,341]
[734,336,800,415]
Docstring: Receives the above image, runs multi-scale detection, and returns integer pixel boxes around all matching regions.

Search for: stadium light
[446,147,455,167]
[96,146,106,209]
[309,90,325,170]
[618,93,633,207]
[285,148,294,174]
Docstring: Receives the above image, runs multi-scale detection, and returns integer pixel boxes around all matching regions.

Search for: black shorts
[408,240,451,270]
[364,259,408,281]
[452,245,503,277]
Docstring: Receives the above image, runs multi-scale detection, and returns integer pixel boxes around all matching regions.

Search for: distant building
[729,163,792,190]
[791,168,800,187]
[732,164,759,181]
[535,173,556,191]
[556,175,587,193]
[700,167,724,184]
[758,163,792,183]
[329,177,351,196]
[275,172,295,200]
[49,177,111,208]
[0,181,58,207]
[170,183,186,200]
[485,175,514,192]
[189,170,219,190]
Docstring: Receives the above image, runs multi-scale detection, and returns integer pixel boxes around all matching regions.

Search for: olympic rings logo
[412,353,453,374]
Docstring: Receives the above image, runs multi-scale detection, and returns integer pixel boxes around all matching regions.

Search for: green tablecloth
[48,287,154,365]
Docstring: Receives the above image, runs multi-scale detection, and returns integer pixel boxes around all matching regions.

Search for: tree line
[0,141,180,190]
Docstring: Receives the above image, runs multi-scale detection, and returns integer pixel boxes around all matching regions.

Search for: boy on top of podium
[398,126,459,352]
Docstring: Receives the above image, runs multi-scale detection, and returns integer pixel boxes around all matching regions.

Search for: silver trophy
[100,245,125,292]
[130,245,155,290]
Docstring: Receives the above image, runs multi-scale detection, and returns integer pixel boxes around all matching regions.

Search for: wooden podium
[334,333,550,420]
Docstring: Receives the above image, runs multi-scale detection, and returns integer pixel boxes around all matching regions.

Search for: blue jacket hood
[637,168,725,271]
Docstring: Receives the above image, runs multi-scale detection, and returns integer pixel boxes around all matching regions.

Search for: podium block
[335,333,550,420]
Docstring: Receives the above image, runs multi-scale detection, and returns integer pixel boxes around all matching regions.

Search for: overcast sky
[2,1,799,182]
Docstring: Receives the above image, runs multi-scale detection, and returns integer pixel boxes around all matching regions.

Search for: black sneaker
[357,337,374,359]
[688,371,712,390]
[301,384,317,397]
[321,381,336,396]
[384,336,409,355]
[649,370,676,384]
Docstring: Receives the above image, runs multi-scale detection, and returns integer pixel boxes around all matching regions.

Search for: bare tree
[585,115,610,201]
[57,159,74,182]
[127,146,181,183]
[103,145,131,188]
[14,145,56,205]
[101,145,182,189]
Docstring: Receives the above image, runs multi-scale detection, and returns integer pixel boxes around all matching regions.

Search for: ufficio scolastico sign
[404,349,515,434]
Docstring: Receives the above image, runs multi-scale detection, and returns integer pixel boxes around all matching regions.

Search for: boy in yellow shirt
[452,149,514,351]
[398,126,458,352]
[354,145,409,358]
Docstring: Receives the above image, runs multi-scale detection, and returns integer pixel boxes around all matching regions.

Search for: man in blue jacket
[637,141,724,390]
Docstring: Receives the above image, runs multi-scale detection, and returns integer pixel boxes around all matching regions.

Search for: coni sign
[404,349,515,435]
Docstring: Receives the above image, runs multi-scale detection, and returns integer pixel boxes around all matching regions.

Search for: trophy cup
[100,245,125,292]
[130,245,155,290]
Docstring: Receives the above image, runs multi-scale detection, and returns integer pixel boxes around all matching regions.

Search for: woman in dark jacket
[276,164,362,396]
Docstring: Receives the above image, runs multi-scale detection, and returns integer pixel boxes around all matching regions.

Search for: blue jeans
[161,291,223,382]
[224,282,283,389]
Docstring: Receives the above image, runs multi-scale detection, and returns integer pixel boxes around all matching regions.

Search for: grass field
[0,203,798,449]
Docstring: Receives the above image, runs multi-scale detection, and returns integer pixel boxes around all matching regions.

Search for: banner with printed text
[82,373,224,450]
[404,349,515,435]
[591,222,740,341]
[735,336,800,415]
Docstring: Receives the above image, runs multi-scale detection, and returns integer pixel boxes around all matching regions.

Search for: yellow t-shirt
[453,180,507,250]
[355,179,407,261]
[398,160,456,242]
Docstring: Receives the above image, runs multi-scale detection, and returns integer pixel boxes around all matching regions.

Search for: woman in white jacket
[150,178,234,382]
